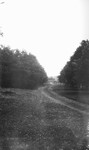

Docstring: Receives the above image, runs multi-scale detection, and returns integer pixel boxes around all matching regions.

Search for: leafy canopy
[58,40,89,90]
[0,46,48,89]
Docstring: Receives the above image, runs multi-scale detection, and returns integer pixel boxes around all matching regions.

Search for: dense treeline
[0,46,48,89]
[58,40,89,90]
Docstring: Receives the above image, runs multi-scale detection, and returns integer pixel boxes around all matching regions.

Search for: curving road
[41,86,89,115]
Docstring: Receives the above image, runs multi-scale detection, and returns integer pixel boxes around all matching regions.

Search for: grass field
[0,87,88,150]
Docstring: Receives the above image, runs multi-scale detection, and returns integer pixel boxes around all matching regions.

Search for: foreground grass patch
[0,87,87,149]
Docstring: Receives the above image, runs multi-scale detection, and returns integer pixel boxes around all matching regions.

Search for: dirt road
[42,87,89,115]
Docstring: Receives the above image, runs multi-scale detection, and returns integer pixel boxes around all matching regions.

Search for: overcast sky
[0,0,88,77]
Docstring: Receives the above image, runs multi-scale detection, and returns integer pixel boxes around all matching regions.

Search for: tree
[0,46,48,89]
[58,40,89,90]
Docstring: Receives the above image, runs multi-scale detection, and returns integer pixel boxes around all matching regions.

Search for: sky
[0,0,88,77]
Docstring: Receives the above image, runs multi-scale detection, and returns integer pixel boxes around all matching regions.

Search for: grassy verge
[0,87,87,150]
[52,84,89,105]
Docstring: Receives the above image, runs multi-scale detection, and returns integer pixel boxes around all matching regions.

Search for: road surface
[41,86,89,115]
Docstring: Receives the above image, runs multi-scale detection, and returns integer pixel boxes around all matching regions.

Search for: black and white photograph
[0,0,89,149]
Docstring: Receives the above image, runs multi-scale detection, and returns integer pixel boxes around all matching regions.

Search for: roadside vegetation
[58,40,89,91]
[0,88,87,150]
[52,84,89,105]
[0,46,48,89]
[53,40,89,105]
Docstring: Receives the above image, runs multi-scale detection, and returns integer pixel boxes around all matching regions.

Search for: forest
[0,46,48,89]
[58,40,89,90]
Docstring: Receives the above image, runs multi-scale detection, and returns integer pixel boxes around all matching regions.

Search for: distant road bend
[41,87,89,115]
